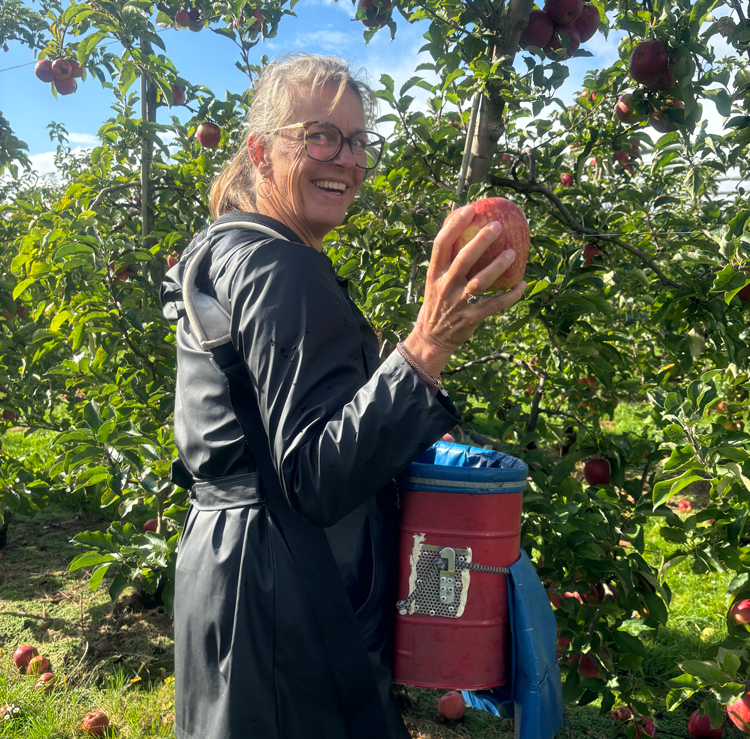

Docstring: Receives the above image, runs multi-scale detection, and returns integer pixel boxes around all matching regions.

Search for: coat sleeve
[214,239,461,528]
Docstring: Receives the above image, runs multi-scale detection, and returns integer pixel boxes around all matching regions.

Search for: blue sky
[0,0,726,177]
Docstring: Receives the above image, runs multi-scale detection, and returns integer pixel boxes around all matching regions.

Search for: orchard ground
[0,406,744,738]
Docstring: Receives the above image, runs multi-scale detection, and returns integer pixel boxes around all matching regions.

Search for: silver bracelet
[397,342,447,394]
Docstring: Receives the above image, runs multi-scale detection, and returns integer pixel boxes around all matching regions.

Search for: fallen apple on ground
[611,706,633,722]
[688,709,724,738]
[437,690,466,720]
[13,644,38,671]
[82,711,110,735]
[27,654,51,675]
[35,672,56,692]
[443,197,530,291]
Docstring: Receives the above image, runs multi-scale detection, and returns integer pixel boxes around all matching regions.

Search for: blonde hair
[209,53,376,219]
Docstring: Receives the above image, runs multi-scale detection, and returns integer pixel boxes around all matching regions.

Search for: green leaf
[680,660,725,684]
[68,551,117,572]
[88,563,111,591]
[612,630,647,658]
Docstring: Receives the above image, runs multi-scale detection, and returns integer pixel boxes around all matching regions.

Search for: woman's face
[256,83,367,250]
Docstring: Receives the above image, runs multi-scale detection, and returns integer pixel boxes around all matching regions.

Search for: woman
[161,52,525,739]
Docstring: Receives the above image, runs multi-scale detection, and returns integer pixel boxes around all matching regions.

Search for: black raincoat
[161,212,461,739]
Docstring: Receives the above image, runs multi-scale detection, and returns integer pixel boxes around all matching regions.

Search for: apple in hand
[443,197,530,291]
[13,644,39,671]
[573,4,600,42]
[197,122,222,148]
[688,709,724,738]
[543,0,583,26]
[437,690,465,720]
[35,60,55,82]
[629,40,671,86]
[584,457,610,486]
[520,10,554,48]
[82,711,110,735]
[730,598,750,625]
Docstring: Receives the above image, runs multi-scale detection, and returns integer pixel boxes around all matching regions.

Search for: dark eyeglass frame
[265,120,385,170]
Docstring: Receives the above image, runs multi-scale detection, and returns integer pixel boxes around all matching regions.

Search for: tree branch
[443,350,543,377]
[488,174,682,288]
[91,181,139,209]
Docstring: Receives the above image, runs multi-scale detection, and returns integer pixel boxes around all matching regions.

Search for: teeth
[313,180,346,192]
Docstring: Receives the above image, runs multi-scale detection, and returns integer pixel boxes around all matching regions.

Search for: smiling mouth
[313,180,348,194]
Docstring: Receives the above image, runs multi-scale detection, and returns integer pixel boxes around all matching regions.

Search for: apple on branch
[197,122,222,148]
[442,197,530,291]
[629,40,673,87]
[520,10,554,49]
[688,709,723,738]
[561,173,574,186]
[729,693,750,734]
[583,242,603,266]
[544,24,580,60]
[584,457,610,485]
[572,4,600,42]
[34,60,55,83]
[543,0,583,27]
[357,0,393,28]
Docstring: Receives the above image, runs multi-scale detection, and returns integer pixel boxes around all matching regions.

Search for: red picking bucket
[392,441,527,690]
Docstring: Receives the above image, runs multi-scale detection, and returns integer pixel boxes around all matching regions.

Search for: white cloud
[293,28,358,51]
[29,150,60,177]
[68,132,99,147]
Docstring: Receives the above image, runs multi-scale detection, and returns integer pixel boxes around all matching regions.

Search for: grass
[0,408,746,737]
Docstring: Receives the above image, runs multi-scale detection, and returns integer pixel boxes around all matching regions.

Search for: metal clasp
[439,547,456,605]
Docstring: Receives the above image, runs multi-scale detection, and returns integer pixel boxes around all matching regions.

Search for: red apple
[543,0,583,26]
[27,655,51,675]
[584,457,610,485]
[614,150,630,164]
[575,653,601,678]
[716,400,727,412]
[171,84,186,105]
[612,706,634,722]
[357,0,393,28]
[583,242,603,266]
[35,59,55,82]
[174,8,191,26]
[437,690,465,720]
[520,10,554,48]
[730,598,750,625]
[688,709,724,738]
[634,716,657,738]
[54,77,77,95]
[35,672,56,693]
[573,4,600,42]
[142,518,158,533]
[730,694,750,733]
[51,58,73,80]
[649,114,677,134]
[197,121,222,148]
[677,499,693,513]
[739,284,750,303]
[649,70,676,91]
[249,9,263,28]
[167,255,179,268]
[629,40,671,86]
[443,197,530,291]
[69,59,83,78]
[545,24,581,59]
[113,266,135,283]
[82,711,110,735]
[561,173,574,186]
[614,93,647,124]
[13,644,38,671]
[189,8,202,32]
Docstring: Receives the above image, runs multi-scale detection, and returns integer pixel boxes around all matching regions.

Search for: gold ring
[465,287,481,304]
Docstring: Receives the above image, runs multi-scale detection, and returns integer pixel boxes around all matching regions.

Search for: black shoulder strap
[182,221,397,739]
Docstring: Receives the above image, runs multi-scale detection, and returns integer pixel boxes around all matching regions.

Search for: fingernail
[489,222,502,234]
[503,249,516,259]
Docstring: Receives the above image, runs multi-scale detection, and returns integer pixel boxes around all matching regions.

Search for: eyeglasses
[265,121,385,170]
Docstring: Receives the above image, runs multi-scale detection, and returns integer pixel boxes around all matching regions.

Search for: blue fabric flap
[461,550,563,739]
[398,441,528,494]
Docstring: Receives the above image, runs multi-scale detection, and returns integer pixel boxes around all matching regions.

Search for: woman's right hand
[402,203,526,378]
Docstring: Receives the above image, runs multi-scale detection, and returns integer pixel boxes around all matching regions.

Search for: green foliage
[2,0,750,725]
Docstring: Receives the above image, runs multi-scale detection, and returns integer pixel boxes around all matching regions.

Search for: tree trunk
[465,0,534,188]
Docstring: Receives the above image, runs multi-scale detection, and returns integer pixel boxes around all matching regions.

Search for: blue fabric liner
[397,441,528,495]
[461,549,564,739]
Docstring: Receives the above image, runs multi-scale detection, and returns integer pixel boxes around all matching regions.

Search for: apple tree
[2,0,750,725]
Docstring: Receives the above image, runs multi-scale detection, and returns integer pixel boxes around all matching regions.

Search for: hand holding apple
[403,201,527,382]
